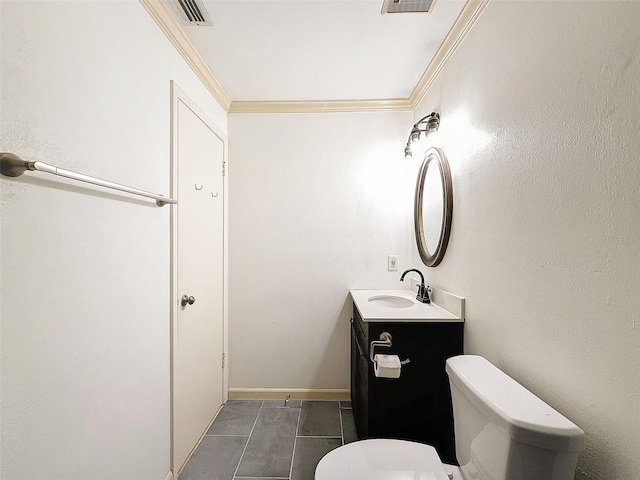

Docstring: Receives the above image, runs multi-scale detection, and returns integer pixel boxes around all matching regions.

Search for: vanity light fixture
[404,112,440,158]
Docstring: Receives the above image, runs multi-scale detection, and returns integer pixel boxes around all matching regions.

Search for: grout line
[296,435,342,439]
[338,403,345,446]
[288,404,303,480]
[205,434,251,437]
[231,400,263,479]
[261,407,301,410]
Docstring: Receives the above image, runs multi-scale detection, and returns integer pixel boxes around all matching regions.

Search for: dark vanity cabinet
[350,303,463,465]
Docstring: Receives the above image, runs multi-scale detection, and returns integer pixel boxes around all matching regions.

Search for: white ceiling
[177,0,467,102]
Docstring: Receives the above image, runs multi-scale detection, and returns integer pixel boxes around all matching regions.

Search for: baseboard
[228,388,350,401]
[163,471,173,480]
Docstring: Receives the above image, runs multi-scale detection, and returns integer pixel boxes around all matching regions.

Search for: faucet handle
[416,284,431,304]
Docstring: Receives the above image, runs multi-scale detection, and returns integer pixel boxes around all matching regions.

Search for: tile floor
[179,400,357,480]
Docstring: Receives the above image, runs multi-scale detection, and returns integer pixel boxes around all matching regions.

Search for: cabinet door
[367,321,463,464]
[351,320,368,439]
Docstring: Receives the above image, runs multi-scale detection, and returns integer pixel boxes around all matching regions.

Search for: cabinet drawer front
[350,319,367,359]
[352,305,369,353]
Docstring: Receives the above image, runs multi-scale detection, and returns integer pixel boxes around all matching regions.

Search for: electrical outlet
[388,255,398,271]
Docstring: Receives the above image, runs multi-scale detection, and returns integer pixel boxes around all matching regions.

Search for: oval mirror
[414,147,453,267]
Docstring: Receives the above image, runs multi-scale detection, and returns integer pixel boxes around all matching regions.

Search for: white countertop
[350,289,463,322]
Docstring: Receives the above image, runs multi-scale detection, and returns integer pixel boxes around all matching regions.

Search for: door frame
[169,81,229,475]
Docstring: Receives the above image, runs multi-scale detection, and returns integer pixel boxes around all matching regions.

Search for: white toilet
[316,355,585,480]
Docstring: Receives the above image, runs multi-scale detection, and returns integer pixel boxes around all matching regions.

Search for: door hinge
[222,352,226,368]
[222,161,226,177]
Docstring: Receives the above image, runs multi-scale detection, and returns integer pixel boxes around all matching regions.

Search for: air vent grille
[172,0,212,26]
[382,0,435,14]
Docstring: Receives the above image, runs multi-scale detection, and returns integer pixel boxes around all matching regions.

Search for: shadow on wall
[308,298,352,389]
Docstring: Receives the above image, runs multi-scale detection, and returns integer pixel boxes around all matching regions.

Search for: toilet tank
[445,355,585,480]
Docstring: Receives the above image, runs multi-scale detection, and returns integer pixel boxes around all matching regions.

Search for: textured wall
[412,2,640,478]
[228,112,417,389]
[0,2,226,479]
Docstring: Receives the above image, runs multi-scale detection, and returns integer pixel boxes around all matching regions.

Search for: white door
[172,85,226,474]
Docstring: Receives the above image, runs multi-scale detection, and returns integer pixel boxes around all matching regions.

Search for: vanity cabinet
[350,303,463,465]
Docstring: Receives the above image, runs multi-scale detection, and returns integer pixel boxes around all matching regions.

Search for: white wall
[412,2,640,478]
[0,2,226,479]
[228,111,416,389]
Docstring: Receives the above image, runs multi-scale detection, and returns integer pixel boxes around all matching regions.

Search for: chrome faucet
[400,269,431,304]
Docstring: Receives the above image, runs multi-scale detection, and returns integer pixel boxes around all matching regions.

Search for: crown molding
[409,0,490,108]
[228,98,413,114]
[141,0,489,114]
[139,0,231,112]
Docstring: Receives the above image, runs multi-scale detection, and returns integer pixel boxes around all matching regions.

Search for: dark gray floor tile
[291,437,342,480]
[262,399,302,408]
[207,400,263,435]
[297,401,341,437]
[235,407,300,477]
[340,408,358,444]
[339,400,352,409]
[235,478,288,480]
[179,435,247,480]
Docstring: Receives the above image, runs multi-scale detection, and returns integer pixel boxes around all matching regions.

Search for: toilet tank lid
[446,355,585,452]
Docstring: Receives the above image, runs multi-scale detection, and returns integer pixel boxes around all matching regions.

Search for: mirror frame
[414,147,453,267]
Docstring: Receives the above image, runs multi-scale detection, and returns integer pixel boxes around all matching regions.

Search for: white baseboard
[228,388,350,401]
[163,471,173,480]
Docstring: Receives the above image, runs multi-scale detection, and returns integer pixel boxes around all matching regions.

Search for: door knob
[181,295,196,307]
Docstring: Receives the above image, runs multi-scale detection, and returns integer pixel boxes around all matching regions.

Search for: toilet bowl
[315,355,585,480]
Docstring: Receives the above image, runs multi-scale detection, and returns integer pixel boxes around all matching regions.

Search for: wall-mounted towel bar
[0,152,177,207]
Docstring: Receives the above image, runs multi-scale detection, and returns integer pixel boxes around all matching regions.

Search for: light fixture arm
[404,111,440,158]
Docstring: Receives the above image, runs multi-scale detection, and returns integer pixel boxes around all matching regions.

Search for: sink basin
[367,295,414,308]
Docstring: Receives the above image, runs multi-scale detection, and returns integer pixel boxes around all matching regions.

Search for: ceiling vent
[382,0,436,14]
[170,0,212,26]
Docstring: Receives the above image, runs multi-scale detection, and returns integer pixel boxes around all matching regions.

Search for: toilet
[316,355,585,480]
